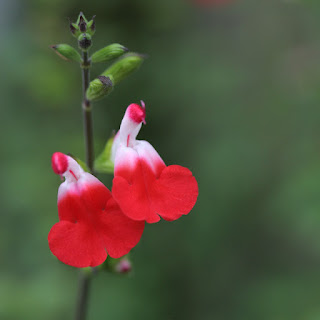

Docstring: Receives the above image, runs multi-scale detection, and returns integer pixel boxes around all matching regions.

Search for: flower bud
[91,44,128,63]
[115,258,132,274]
[86,15,96,36]
[78,33,92,51]
[50,44,82,62]
[69,12,90,38]
[86,76,113,101]
[78,15,87,32]
[99,256,133,274]
[69,22,79,37]
[101,53,145,86]
[68,16,81,38]
[76,12,88,25]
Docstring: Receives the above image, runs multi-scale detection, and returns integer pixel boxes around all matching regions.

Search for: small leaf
[94,135,115,174]
[91,43,128,63]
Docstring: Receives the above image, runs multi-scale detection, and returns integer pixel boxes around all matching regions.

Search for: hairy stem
[74,51,93,320]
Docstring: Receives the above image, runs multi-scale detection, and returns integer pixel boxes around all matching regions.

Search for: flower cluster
[49,102,198,268]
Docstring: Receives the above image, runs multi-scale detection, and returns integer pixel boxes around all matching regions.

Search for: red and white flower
[112,102,199,223]
[49,152,144,268]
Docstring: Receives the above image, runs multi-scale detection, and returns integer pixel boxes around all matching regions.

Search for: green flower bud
[69,20,81,38]
[91,44,128,63]
[86,16,96,36]
[101,53,145,86]
[78,33,92,51]
[76,12,88,25]
[69,13,93,38]
[86,76,113,101]
[50,44,82,62]
[78,15,87,32]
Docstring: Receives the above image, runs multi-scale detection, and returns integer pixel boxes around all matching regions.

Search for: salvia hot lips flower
[112,102,199,223]
[49,152,144,268]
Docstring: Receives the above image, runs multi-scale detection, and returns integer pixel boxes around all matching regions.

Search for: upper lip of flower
[51,152,68,175]
[127,102,146,124]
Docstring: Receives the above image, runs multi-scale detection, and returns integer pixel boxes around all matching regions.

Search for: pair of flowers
[49,102,198,268]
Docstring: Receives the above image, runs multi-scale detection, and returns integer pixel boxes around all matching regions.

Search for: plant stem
[74,51,93,320]
[81,51,94,173]
[74,270,91,320]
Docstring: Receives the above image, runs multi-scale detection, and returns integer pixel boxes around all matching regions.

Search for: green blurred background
[2,0,320,319]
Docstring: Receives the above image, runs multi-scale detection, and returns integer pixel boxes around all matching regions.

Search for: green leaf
[91,43,128,63]
[94,135,115,174]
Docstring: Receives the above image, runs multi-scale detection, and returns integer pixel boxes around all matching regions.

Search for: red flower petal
[151,165,198,221]
[48,220,107,268]
[112,147,161,223]
[99,198,145,258]
[49,168,144,268]
[112,157,198,223]
[57,188,84,223]
[76,174,112,212]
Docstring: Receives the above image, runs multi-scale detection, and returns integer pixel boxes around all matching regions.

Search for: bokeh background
[2,0,320,319]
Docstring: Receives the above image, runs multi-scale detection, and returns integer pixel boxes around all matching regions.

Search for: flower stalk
[81,50,94,173]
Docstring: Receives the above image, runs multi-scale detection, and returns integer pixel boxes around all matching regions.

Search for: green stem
[74,51,93,320]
